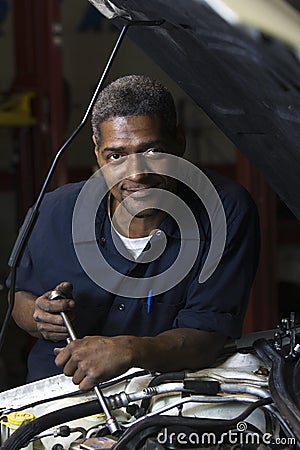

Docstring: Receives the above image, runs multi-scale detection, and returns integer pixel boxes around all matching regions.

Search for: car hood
[89,0,300,219]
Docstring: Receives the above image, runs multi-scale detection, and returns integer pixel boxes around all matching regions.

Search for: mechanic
[8,75,260,390]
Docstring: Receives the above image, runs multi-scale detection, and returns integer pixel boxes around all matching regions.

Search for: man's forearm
[55,328,228,391]
[11,291,41,338]
[131,328,227,373]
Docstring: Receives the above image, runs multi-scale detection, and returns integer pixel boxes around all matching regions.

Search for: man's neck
[110,200,166,239]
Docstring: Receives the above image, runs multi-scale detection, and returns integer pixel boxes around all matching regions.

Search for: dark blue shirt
[8,170,260,382]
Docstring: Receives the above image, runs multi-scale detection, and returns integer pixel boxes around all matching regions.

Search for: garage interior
[0,0,300,391]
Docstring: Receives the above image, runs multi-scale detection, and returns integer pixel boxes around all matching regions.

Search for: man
[9,75,260,390]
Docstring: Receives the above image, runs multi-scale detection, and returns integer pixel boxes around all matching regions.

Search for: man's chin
[135,211,155,219]
[131,208,159,219]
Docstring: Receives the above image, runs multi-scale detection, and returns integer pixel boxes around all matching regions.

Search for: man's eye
[108,153,122,161]
[144,148,165,159]
[145,148,162,156]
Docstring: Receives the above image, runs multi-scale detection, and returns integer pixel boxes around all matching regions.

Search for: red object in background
[236,151,279,333]
[12,0,67,222]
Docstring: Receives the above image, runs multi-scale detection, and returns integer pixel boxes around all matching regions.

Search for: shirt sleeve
[173,200,260,339]
[6,182,84,296]
[5,242,41,295]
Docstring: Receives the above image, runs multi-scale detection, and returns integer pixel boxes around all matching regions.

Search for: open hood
[90,0,300,220]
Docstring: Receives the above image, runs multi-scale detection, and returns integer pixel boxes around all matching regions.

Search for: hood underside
[90,0,300,219]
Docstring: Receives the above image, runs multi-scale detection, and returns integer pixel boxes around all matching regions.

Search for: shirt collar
[96,186,204,241]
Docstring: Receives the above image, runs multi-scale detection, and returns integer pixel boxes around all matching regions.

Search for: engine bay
[0,315,299,450]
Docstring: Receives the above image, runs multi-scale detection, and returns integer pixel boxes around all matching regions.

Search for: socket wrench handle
[48,289,121,435]
[48,290,77,340]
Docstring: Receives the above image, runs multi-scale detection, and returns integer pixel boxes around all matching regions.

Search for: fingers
[54,345,71,368]
[33,282,75,342]
[33,308,69,340]
[53,347,64,358]
[54,348,86,389]
[35,321,69,341]
[55,343,84,375]
[54,281,73,298]
[65,362,92,389]
[36,293,75,314]
[33,301,69,340]
[59,351,78,377]
[54,342,100,390]
[33,304,64,325]
[54,337,132,391]
[72,368,89,388]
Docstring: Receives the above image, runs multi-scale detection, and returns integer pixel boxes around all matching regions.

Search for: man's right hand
[33,281,75,342]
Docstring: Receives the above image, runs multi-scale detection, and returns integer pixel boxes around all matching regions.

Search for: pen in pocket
[147,289,153,314]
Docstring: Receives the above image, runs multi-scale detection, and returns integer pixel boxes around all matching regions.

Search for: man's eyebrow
[102,140,165,154]
[138,140,165,150]
[101,146,126,154]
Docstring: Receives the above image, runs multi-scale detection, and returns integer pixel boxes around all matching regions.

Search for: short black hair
[91,74,177,145]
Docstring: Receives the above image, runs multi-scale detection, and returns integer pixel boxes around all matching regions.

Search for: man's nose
[126,154,149,182]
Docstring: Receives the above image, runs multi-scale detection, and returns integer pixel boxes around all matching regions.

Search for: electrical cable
[0,400,101,450]
[1,363,150,417]
[0,390,273,449]
[0,369,151,417]
[122,394,266,427]
[112,397,273,450]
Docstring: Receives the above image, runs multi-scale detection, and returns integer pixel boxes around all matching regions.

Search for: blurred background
[0,0,299,390]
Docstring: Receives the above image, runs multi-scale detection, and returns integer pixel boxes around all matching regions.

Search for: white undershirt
[113,228,151,260]
[108,194,151,260]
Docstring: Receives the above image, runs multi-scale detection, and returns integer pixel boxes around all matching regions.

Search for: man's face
[94,114,185,219]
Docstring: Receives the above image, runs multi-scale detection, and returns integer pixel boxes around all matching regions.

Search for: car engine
[0,315,299,450]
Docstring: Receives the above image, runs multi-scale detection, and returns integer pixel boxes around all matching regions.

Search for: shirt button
[118,303,125,311]
[100,236,106,245]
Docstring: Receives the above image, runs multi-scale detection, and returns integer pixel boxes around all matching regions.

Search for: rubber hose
[113,397,272,449]
[11,370,150,414]
[141,372,185,411]
[0,400,100,450]
[254,338,300,442]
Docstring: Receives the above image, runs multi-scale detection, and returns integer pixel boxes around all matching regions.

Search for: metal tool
[48,289,121,435]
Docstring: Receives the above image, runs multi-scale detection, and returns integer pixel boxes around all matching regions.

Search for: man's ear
[92,134,102,167]
[175,124,186,157]
[92,134,98,148]
[92,134,99,156]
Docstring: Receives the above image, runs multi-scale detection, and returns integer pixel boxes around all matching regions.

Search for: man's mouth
[122,185,158,198]
[121,181,161,198]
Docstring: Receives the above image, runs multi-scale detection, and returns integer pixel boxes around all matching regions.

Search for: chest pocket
[101,294,186,337]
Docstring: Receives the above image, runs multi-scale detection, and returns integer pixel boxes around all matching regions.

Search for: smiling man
[93,114,182,237]
[9,75,260,389]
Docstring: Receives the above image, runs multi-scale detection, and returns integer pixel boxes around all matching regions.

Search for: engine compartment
[0,316,299,450]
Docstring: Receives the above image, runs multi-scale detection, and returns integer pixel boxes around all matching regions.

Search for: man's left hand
[54,335,134,391]
[55,329,227,392]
